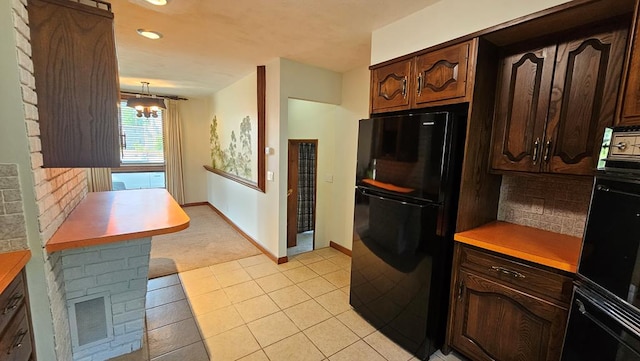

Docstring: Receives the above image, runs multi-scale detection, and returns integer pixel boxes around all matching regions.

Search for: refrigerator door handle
[357,187,431,208]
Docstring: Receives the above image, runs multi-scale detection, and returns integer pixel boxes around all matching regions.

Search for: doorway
[287,139,318,257]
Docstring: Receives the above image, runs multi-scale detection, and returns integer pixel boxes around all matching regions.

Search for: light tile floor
[111,248,467,361]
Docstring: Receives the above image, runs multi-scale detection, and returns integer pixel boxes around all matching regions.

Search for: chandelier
[126,81,166,118]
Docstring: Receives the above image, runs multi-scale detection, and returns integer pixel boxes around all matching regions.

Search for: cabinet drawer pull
[543,138,552,162]
[532,137,541,164]
[417,73,423,96]
[8,329,27,354]
[491,266,526,279]
[402,77,407,98]
[2,293,23,315]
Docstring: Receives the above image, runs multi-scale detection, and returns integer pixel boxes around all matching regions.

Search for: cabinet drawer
[458,245,572,305]
[0,273,26,334]
[0,305,32,361]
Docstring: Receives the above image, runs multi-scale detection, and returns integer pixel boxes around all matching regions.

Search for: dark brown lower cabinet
[0,271,35,361]
[447,244,571,361]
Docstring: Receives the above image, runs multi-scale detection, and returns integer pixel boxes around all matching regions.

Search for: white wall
[206,59,283,258]
[206,58,344,258]
[288,99,337,249]
[330,67,370,251]
[278,59,342,257]
[207,69,271,252]
[371,0,571,64]
[0,0,56,356]
[180,97,210,204]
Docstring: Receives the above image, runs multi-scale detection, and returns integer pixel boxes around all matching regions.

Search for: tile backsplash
[497,174,593,238]
[0,163,28,252]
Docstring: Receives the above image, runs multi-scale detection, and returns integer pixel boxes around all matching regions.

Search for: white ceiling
[112,0,440,98]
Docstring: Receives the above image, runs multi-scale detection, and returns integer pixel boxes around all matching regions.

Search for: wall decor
[210,115,253,179]
[204,65,266,192]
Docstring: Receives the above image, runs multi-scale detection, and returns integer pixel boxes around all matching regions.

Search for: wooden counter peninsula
[46,188,189,252]
[45,189,189,361]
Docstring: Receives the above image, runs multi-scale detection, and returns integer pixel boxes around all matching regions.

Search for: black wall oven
[562,128,640,360]
[350,109,466,360]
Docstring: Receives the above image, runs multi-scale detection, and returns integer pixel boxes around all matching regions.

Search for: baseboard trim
[182,202,209,207]
[330,241,352,257]
[206,203,285,264]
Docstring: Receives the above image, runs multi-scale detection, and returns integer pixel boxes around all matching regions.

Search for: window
[111,99,166,190]
[119,100,164,164]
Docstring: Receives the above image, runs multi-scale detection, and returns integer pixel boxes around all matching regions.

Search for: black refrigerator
[349,110,466,359]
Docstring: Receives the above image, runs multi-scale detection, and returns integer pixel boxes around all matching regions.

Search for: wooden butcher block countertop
[46,189,190,252]
[454,221,582,273]
[0,250,30,293]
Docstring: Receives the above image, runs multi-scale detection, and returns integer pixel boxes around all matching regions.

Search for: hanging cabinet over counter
[370,40,475,114]
[28,0,121,168]
[490,21,629,176]
[618,0,640,126]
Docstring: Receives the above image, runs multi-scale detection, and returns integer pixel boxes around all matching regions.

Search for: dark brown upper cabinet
[370,60,413,113]
[618,0,640,126]
[414,42,469,106]
[370,40,474,114]
[28,0,121,168]
[491,23,628,176]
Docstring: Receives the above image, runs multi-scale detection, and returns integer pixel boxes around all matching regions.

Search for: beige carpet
[148,205,262,279]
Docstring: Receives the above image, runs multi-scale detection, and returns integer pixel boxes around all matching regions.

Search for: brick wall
[0,164,28,252]
[497,174,592,237]
[11,0,89,359]
[60,238,151,361]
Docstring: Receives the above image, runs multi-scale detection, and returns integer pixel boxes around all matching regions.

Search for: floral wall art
[209,115,255,181]
[204,65,265,192]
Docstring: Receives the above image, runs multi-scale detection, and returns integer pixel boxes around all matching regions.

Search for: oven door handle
[596,184,640,199]
[574,298,640,357]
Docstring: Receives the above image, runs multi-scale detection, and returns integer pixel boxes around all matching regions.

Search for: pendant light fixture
[126,82,166,118]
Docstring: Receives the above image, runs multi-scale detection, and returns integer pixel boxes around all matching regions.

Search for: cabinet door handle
[8,329,27,354]
[543,138,552,162]
[402,77,407,98]
[457,280,465,301]
[491,266,526,279]
[2,293,23,315]
[417,73,423,96]
[532,137,541,164]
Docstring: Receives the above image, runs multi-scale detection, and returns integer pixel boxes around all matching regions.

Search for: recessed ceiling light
[137,29,163,40]
[144,0,167,5]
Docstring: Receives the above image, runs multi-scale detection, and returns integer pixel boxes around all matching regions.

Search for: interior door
[287,141,299,248]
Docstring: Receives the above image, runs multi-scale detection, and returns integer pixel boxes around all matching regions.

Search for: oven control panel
[609,131,640,158]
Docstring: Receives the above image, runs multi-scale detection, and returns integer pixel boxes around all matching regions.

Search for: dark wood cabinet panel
[370,40,476,114]
[370,60,412,113]
[491,46,556,172]
[618,1,640,126]
[0,271,34,361]
[546,26,628,174]
[28,0,120,167]
[414,42,470,106]
[451,270,567,361]
[491,23,628,175]
[447,244,570,361]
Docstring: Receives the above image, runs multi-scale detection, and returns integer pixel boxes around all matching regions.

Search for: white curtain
[163,99,185,205]
[87,168,112,192]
